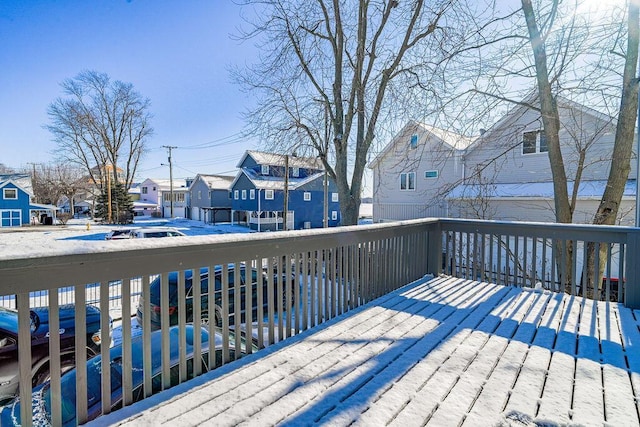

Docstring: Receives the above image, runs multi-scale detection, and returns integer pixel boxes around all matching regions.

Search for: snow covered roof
[239,168,325,191]
[238,150,324,170]
[195,174,234,190]
[0,173,33,195]
[447,180,637,199]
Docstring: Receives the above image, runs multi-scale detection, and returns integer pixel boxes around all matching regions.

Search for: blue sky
[0,0,259,180]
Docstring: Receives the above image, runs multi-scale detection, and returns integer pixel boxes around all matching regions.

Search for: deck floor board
[101,276,640,427]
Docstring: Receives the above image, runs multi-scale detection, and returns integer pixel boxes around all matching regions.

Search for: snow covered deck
[100,275,640,426]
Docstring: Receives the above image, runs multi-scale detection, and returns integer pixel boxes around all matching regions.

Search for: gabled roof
[142,178,189,191]
[237,150,324,170]
[192,174,234,191]
[465,93,617,152]
[368,121,474,169]
[231,167,325,192]
[0,174,34,196]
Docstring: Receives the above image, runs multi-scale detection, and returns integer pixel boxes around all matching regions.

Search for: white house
[139,178,190,218]
[369,121,473,222]
[371,97,637,225]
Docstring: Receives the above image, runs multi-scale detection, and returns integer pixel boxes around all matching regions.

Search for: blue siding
[0,183,31,226]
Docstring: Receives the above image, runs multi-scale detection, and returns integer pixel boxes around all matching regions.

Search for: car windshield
[0,307,18,333]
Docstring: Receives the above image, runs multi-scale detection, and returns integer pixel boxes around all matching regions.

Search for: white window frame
[3,188,17,200]
[400,172,416,191]
[250,189,255,200]
[424,170,439,179]
[261,165,270,175]
[331,192,338,202]
[292,167,300,177]
[234,190,239,200]
[522,130,548,155]
[142,187,148,194]
[242,190,247,200]
[331,210,338,221]
[303,192,311,201]
[265,189,274,200]
[198,190,202,200]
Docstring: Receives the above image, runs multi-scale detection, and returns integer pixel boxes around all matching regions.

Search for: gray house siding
[371,122,467,222]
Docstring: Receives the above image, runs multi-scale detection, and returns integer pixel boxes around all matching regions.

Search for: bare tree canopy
[46,70,153,191]
[234,0,487,225]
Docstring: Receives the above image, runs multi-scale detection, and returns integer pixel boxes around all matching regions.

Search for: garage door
[1,210,21,227]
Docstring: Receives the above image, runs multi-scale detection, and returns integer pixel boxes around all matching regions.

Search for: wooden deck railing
[1,218,639,426]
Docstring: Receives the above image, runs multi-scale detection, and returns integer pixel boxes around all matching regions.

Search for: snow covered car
[0,324,256,426]
[0,304,110,405]
[130,227,186,238]
[105,228,137,240]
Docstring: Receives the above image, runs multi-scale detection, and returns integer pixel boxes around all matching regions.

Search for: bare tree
[46,70,153,191]
[31,162,89,216]
[234,0,486,225]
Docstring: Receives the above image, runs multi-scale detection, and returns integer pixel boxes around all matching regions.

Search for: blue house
[0,174,58,227]
[230,151,341,231]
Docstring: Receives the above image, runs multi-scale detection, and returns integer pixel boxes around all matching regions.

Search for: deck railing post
[625,229,640,308]
[427,221,442,276]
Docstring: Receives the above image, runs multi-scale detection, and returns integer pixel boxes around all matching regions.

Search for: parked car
[131,227,186,238]
[0,324,256,426]
[105,228,138,240]
[0,304,111,405]
[136,264,290,330]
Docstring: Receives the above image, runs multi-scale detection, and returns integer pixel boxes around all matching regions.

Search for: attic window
[292,167,300,177]
[522,130,548,155]
[261,165,270,175]
[3,188,17,200]
[410,134,418,149]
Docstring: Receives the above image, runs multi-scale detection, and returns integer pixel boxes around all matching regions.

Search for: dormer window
[261,165,270,175]
[522,130,548,155]
[292,167,300,178]
[410,134,418,149]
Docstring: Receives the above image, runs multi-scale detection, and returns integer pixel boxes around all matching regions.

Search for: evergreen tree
[95,182,134,224]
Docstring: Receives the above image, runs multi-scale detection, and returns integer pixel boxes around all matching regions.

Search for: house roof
[368,121,474,169]
[235,167,325,191]
[143,178,189,191]
[0,173,34,195]
[193,174,234,190]
[238,150,324,170]
[447,179,637,200]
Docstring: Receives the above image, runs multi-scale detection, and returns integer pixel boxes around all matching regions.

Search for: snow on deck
[99,276,640,426]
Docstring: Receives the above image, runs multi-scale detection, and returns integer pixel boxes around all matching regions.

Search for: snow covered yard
[94,275,640,427]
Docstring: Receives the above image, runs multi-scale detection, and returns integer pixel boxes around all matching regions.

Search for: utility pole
[163,145,177,218]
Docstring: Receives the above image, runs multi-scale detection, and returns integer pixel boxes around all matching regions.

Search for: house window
[265,190,274,200]
[242,190,247,200]
[292,167,300,177]
[331,192,338,202]
[331,211,338,221]
[261,165,270,175]
[142,187,148,194]
[229,191,232,199]
[234,190,239,200]
[198,190,202,200]
[522,130,548,155]
[250,189,255,200]
[153,187,156,191]
[400,172,416,190]
[3,188,17,200]
[424,170,439,179]
[303,192,311,201]
[410,134,418,149]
